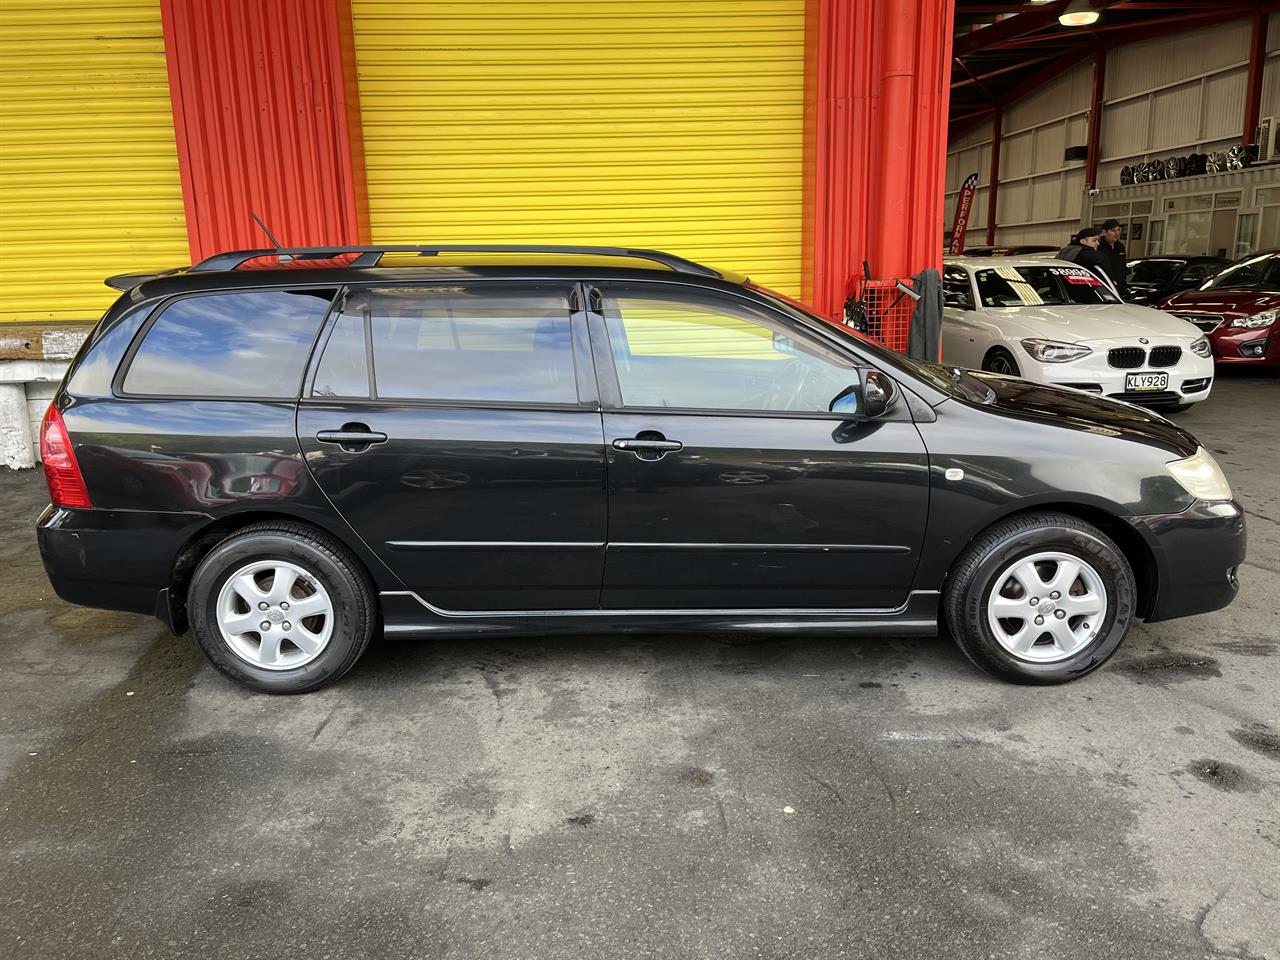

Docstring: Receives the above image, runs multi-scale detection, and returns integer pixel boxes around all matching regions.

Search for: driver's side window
[599,287,859,414]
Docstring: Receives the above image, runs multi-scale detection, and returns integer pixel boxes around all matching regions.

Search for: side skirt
[379,590,940,639]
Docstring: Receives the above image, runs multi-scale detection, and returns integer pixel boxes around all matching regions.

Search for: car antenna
[250,210,292,262]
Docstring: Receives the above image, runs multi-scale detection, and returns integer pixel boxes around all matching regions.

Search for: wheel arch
[165,508,398,634]
[941,500,1160,621]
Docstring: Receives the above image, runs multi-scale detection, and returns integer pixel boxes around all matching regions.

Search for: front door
[588,282,930,610]
[297,280,606,611]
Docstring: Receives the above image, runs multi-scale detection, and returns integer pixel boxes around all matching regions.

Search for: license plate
[1125,372,1169,392]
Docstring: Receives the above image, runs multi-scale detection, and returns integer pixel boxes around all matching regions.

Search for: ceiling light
[1059,1,1100,26]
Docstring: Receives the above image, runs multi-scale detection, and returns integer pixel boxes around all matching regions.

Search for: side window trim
[300,279,599,411]
[113,285,341,401]
[583,281,893,421]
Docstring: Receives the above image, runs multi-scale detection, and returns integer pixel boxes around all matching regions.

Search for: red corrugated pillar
[1243,12,1269,144]
[802,0,955,319]
[986,109,1002,246]
[160,0,369,262]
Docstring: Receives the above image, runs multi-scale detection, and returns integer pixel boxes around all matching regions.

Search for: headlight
[1166,446,1232,501]
[1190,336,1212,358]
[1229,310,1277,329]
[1020,338,1092,363]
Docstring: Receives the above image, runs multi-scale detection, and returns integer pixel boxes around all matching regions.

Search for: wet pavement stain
[1185,759,1260,792]
[1229,728,1280,762]
[1115,653,1222,682]
[685,767,714,787]
[565,813,596,828]
[1213,640,1275,657]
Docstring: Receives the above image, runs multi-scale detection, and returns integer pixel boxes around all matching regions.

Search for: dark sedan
[1126,255,1230,305]
[1157,250,1280,370]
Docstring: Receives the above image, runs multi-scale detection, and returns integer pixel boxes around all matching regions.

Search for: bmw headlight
[1190,336,1212,358]
[1229,310,1277,329]
[1020,338,1092,363]
[1166,446,1232,501]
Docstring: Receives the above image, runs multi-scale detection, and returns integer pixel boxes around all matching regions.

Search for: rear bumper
[1131,499,1246,622]
[37,504,195,632]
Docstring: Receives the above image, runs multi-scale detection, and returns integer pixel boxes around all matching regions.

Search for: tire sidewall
[960,525,1136,682]
[189,531,367,693]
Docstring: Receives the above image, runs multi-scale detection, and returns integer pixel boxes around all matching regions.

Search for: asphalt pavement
[1,373,1277,960]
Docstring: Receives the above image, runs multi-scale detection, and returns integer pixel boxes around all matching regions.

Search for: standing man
[1057,227,1109,281]
[1097,218,1128,299]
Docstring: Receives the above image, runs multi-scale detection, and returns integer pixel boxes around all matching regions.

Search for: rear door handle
[612,434,683,461]
[612,438,683,452]
[316,423,388,451]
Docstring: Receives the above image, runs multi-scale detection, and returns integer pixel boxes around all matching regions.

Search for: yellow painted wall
[0,0,188,323]
[352,0,806,295]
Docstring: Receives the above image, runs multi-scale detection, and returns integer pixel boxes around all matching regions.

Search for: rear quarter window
[123,289,336,398]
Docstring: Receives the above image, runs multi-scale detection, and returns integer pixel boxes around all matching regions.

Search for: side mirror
[862,370,894,418]
[943,292,972,310]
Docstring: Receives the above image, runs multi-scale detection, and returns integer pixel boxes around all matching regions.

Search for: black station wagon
[37,245,1245,693]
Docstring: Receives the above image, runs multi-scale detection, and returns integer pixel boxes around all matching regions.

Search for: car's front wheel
[943,512,1137,683]
[982,347,1020,376]
[187,521,376,693]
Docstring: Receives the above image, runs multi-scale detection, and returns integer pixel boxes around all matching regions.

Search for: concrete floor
[1,374,1277,960]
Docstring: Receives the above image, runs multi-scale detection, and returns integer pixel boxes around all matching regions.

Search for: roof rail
[189,244,724,278]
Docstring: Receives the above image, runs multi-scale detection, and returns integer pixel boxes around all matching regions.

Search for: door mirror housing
[862,370,895,418]
[829,370,895,418]
[943,291,973,310]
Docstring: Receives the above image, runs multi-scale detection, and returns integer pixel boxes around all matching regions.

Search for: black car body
[1126,255,1231,306]
[37,246,1246,691]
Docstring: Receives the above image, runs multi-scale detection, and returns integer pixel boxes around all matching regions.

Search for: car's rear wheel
[982,347,1020,377]
[943,512,1136,684]
[188,521,376,693]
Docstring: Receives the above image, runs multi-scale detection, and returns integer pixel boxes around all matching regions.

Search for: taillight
[40,403,92,508]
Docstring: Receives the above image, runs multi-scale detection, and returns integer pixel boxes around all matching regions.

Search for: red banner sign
[947,173,979,255]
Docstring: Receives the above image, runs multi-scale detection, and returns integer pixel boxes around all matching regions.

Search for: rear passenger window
[124,290,336,398]
[317,285,578,404]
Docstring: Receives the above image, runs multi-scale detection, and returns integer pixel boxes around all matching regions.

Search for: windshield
[1203,253,1280,291]
[1126,259,1181,287]
[974,265,1120,307]
[749,285,994,403]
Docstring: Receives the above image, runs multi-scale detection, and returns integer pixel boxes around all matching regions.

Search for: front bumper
[1130,499,1246,622]
[1014,342,1215,405]
[1208,325,1280,367]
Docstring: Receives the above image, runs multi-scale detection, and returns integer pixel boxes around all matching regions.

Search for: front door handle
[316,423,388,452]
[612,433,683,461]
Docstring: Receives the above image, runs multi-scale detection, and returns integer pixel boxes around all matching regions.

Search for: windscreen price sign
[1051,266,1104,285]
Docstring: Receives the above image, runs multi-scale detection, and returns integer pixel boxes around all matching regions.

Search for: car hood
[987,303,1202,343]
[1159,288,1280,318]
[963,371,1200,458]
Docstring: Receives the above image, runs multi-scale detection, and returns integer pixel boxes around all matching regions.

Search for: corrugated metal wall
[0,0,187,323]
[350,0,806,295]
[944,63,1091,247]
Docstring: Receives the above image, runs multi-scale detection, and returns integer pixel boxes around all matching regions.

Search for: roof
[110,244,753,298]
[950,2,1263,134]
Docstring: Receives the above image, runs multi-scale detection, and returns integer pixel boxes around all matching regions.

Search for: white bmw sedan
[942,257,1215,411]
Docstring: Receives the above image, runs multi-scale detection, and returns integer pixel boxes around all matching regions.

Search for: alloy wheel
[985,551,1107,663]
[215,560,334,670]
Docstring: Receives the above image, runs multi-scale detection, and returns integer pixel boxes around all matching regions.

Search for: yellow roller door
[0,0,188,323]
[352,0,806,295]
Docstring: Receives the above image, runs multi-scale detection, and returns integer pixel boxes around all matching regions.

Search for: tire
[982,347,1020,377]
[187,521,377,693]
[942,512,1137,684]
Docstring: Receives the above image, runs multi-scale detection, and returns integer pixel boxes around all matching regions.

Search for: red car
[1156,250,1280,371]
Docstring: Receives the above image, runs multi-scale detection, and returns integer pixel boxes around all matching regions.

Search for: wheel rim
[986,551,1108,663]
[989,354,1014,375]
[215,560,334,671]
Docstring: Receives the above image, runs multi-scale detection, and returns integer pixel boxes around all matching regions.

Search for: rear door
[297,281,606,612]
[587,282,930,611]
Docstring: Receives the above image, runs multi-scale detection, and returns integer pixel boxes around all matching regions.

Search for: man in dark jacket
[1096,218,1128,298]
[1057,227,1109,281]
